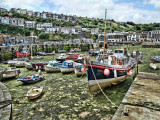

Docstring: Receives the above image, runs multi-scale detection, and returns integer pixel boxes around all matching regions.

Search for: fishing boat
[44,61,61,72]
[29,56,44,60]
[66,53,80,62]
[8,60,18,67]
[36,52,47,56]
[17,70,44,84]
[151,56,160,62]
[70,48,81,52]
[56,54,67,63]
[88,49,99,56]
[8,58,29,67]
[2,68,20,80]
[31,62,48,71]
[16,47,30,57]
[1,61,8,64]
[26,87,43,100]
[15,61,26,68]
[58,49,66,53]
[85,10,133,94]
[150,63,159,70]
[46,51,55,55]
[87,49,133,94]
[60,60,75,73]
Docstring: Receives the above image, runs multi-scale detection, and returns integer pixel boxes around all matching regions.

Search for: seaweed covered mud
[1,46,160,120]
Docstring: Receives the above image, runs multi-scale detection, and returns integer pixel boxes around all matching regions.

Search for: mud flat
[0,82,12,120]
[112,72,160,120]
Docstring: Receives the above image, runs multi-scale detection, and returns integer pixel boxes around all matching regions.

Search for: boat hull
[74,68,86,77]
[32,63,48,71]
[87,64,128,94]
[56,58,66,63]
[88,75,127,94]
[44,66,60,72]
[27,87,43,99]
[16,52,30,57]
[60,67,74,73]
[2,70,20,79]
[150,63,159,70]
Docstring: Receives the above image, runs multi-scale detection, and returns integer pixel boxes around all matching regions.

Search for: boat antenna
[103,9,107,64]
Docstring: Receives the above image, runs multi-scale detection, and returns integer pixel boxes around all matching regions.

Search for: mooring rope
[89,62,118,108]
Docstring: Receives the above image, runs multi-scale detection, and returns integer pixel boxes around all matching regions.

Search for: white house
[61,27,71,34]
[74,25,82,33]
[71,28,77,34]
[106,32,126,42]
[91,28,100,34]
[41,12,47,19]
[16,8,21,14]
[45,28,57,33]
[0,17,10,24]
[10,18,24,26]
[127,34,140,42]
[0,8,8,12]
[148,30,160,42]
[21,9,27,14]
[27,11,33,17]
[33,12,40,17]
[36,23,52,30]
[25,21,36,28]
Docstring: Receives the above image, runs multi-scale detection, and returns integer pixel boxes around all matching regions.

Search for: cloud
[0,0,47,11]
[144,0,160,8]
[0,0,160,23]
[50,0,160,23]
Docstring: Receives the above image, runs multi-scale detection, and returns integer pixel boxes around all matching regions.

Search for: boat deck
[0,82,12,120]
[112,72,160,120]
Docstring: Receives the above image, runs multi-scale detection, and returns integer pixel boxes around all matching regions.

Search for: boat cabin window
[68,63,73,67]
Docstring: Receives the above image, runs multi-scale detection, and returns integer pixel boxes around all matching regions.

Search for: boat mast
[31,32,33,58]
[103,9,107,63]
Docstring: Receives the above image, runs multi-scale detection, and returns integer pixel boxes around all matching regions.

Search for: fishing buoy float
[104,69,110,76]
[127,69,133,76]
[81,68,86,72]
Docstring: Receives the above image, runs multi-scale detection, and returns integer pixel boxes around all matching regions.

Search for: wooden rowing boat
[27,87,43,99]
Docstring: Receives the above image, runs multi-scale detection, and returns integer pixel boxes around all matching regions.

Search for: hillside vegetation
[0,11,160,39]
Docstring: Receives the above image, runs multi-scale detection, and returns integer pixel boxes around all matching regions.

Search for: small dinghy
[150,63,159,70]
[17,70,44,84]
[27,87,43,100]
[36,52,47,56]
[56,54,67,63]
[46,51,55,55]
[2,68,20,80]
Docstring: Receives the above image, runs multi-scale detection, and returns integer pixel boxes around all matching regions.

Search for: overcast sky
[0,0,160,24]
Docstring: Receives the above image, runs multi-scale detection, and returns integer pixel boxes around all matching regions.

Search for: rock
[60,105,69,108]
[93,109,99,112]
[79,112,91,118]
[39,107,45,112]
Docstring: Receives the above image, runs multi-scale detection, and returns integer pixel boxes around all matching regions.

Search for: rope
[89,62,118,108]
